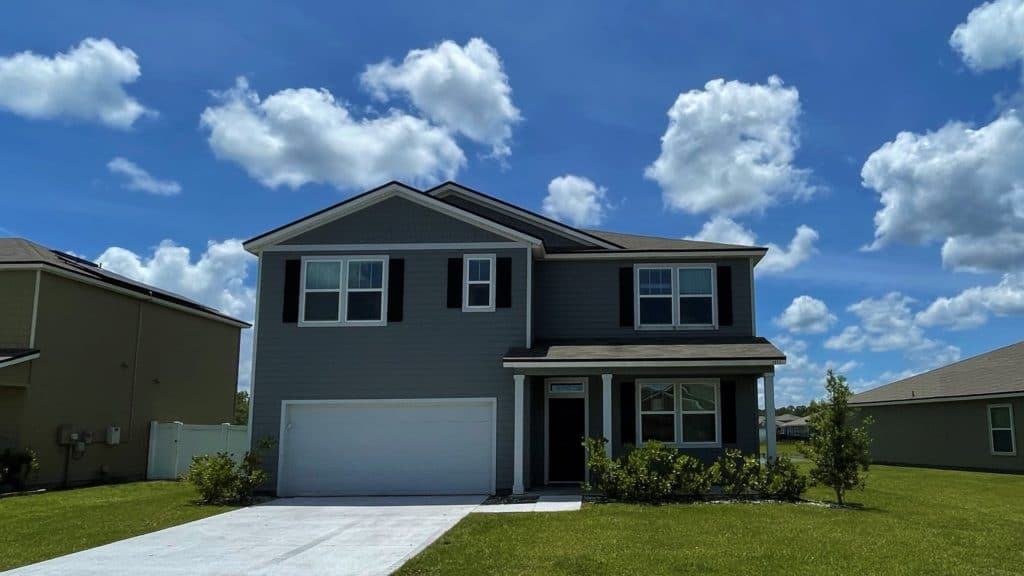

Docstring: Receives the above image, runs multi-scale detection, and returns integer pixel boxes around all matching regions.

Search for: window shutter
[717,265,733,326]
[387,259,404,322]
[720,380,737,444]
[496,257,512,308]
[620,380,636,448]
[618,267,634,327]
[282,259,301,323]
[446,258,463,308]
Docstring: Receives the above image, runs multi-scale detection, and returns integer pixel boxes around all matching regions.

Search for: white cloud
[200,77,465,191]
[940,231,1024,273]
[770,335,860,406]
[541,175,609,227]
[775,295,837,334]
[862,112,1024,270]
[916,273,1024,329]
[688,216,818,274]
[0,38,152,128]
[96,239,256,390]
[950,0,1024,72]
[361,38,521,159]
[644,76,813,216]
[107,157,181,196]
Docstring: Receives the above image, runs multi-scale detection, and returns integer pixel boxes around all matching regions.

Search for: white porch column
[601,373,613,458]
[764,372,777,463]
[513,374,525,495]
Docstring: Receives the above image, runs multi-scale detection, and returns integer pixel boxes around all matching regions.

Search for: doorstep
[474,488,582,514]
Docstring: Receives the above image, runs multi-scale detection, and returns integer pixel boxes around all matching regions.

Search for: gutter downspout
[128,301,143,441]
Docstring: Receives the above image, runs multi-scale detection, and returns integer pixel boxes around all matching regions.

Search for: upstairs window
[300,256,387,326]
[988,404,1017,456]
[635,264,717,329]
[463,255,495,312]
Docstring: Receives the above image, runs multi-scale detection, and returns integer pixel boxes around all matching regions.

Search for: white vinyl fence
[147,421,249,480]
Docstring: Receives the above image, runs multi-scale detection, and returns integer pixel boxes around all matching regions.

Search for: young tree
[233,391,250,425]
[799,370,873,505]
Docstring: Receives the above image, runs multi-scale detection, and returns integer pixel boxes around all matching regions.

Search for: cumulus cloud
[950,0,1024,72]
[200,77,465,191]
[916,273,1024,329]
[940,231,1024,273]
[688,216,818,274]
[96,239,256,389]
[0,37,152,128]
[107,157,181,196]
[541,175,609,226]
[361,38,521,159]
[775,295,837,334]
[645,76,813,216]
[769,335,860,405]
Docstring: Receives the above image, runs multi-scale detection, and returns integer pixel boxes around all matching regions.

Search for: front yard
[0,481,232,571]
[398,465,1024,575]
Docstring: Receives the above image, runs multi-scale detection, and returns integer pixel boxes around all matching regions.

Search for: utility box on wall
[106,426,121,446]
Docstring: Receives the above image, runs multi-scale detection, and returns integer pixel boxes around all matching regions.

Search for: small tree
[233,391,250,425]
[799,370,873,505]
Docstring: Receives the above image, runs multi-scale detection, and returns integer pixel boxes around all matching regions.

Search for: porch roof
[502,338,785,369]
[0,348,40,370]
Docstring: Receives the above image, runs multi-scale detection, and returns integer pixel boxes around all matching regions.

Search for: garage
[277,398,496,496]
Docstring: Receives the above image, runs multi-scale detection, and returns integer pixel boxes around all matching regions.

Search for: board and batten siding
[251,247,527,491]
[533,258,754,340]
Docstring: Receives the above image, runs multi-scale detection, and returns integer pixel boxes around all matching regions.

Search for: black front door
[548,397,586,483]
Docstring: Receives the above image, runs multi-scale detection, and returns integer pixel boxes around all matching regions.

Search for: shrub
[672,454,712,497]
[0,448,39,491]
[757,456,807,501]
[583,437,677,502]
[186,438,272,505]
[709,449,760,496]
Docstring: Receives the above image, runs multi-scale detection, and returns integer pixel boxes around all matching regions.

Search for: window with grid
[989,404,1016,456]
[300,257,387,325]
[463,255,495,311]
[637,380,720,447]
[635,265,716,329]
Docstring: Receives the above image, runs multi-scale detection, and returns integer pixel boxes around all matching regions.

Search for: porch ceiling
[503,338,785,369]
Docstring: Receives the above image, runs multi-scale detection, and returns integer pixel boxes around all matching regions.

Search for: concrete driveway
[6,495,485,576]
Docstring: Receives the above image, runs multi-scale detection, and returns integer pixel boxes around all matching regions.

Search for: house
[245,181,787,496]
[851,341,1023,473]
[779,415,810,439]
[0,238,249,488]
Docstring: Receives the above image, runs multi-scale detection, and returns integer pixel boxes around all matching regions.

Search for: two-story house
[244,181,786,496]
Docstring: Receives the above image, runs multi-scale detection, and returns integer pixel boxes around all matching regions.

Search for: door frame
[544,377,589,485]
[276,397,497,496]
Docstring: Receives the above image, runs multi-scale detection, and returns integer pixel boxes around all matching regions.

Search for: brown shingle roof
[504,337,785,365]
[850,341,1024,405]
[581,230,766,252]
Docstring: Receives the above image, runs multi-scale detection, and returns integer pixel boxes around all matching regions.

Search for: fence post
[222,423,231,456]
[172,421,184,479]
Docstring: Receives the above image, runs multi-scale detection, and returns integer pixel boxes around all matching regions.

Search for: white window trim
[463,254,496,312]
[634,263,718,331]
[636,378,721,448]
[298,255,389,327]
[988,403,1017,456]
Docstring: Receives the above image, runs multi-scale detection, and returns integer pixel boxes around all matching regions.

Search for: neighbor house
[245,181,786,496]
[0,238,249,488]
[851,341,1023,473]
[779,415,810,439]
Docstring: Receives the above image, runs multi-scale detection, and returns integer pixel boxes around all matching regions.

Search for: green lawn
[0,481,232,571]
[398,465,1024,576]
[761,439,805,459]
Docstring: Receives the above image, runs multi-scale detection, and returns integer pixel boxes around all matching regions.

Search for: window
[300,256,387,326]
[637,379,720,447]
[463,255,495,312]
[635,264,717,329]
[988,404,1017,456]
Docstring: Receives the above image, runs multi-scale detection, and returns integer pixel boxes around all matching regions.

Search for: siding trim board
[504,359,784,369]
[852,392,1024,407]
[264,242,526,252]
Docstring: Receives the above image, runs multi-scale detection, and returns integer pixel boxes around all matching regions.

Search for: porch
[504,339,786,494]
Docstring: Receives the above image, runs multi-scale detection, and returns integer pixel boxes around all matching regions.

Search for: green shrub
[672,454,712,497]
[709,449,760,496]
[757,456,807,501]
[0,448,39,491]
[186,438,272,505]
[584,438,677,502]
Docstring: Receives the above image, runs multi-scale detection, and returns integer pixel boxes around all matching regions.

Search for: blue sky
[2,0,1022,404]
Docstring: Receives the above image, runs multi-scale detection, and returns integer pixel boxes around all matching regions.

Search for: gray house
[851,341,1023,473]
[245,181,786,496]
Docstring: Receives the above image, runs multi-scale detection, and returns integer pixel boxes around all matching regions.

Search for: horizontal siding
[252,248,528,491]
[534,258,754,340]
[0,270,35,348]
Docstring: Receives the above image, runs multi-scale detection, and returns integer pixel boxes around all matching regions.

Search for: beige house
[0,238,249,489]
[851,341,1023,473]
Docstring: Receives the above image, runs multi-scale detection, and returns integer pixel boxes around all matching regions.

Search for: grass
[398,465,1024,576]
[0,481,233,571]
[761,439,805,459]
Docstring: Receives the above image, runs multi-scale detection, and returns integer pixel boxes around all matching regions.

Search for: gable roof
[243,181,543,253]
[581,230,767,253]
[0,238,249,328]
[850,341,1024,405]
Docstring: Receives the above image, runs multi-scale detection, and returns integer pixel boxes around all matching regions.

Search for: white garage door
[278,398,496,496]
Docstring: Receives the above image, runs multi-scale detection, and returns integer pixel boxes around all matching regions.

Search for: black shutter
[282,259,301,323]
[446,258,463,308]
[720,380,737,444]
[717,265,733,327]
[496,257,512,308]
[620,380,636,448]
[618,267,634,327]
[387,259,404,322]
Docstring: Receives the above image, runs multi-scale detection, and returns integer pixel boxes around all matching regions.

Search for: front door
[547,381,587,483]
